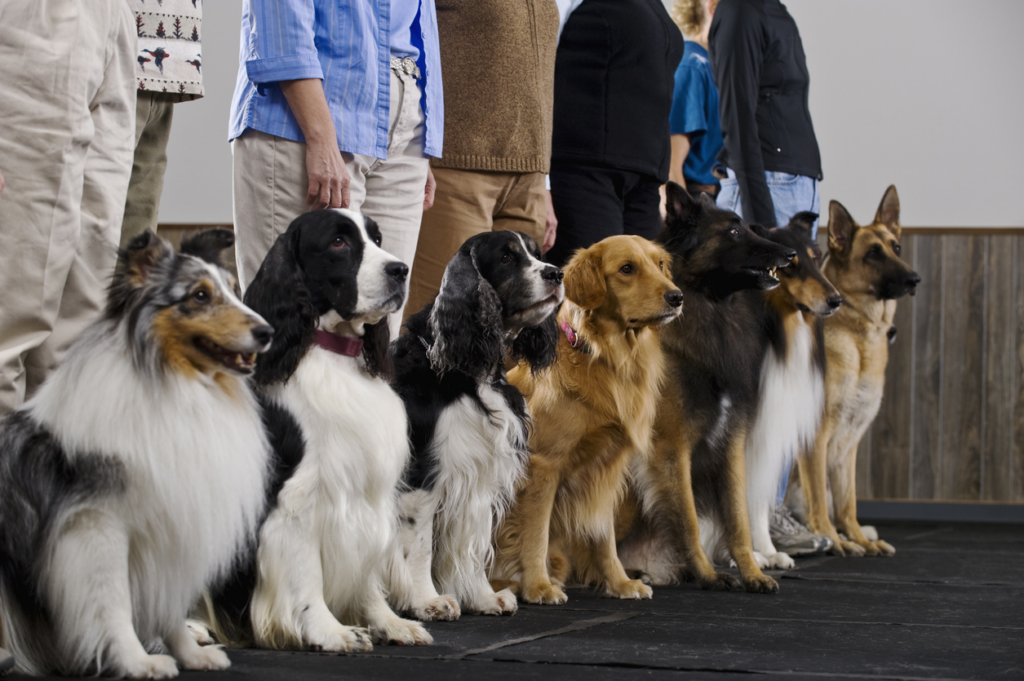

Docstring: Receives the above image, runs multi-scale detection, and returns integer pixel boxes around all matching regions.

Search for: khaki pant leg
[405,169,510,322]
[232,130,310,290]
[358,70,429,337]
[121,92,175,245]
[0,0,136,413]
[491,171,547,246]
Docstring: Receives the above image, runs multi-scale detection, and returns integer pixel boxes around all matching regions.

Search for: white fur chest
[746,319,824,504]
[270,348,409,509]
[432,382,528,508]
[29,340,270,633]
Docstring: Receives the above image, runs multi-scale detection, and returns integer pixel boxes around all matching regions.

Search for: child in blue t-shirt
[668,0,722,197]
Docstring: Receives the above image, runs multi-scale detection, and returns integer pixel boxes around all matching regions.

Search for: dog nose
[385,261,409,282]
[542,267,564,283]
[905,272,921,288]
[664,290,683,308]
[826,295,843,310]
[252,325,274,346]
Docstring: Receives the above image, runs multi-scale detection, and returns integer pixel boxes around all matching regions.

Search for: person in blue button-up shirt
[229,0,444,334]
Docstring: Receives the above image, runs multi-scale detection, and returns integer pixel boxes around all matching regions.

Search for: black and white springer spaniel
[203,209,434,651]
[390,231,564,616]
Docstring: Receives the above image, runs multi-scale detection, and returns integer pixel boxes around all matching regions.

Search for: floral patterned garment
[130,0,203,100]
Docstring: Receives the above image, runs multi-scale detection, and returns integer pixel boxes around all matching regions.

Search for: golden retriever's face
[563,235,683,328]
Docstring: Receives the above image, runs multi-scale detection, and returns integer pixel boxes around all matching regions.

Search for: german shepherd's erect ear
[874,185,901,239]
[563,244,607,310]
[827,200,857,259]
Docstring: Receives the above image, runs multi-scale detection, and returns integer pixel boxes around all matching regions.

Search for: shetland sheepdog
[0,230,273,677]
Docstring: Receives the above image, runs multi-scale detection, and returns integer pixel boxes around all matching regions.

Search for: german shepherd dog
[617,184,794,594]
[787,186,919,556]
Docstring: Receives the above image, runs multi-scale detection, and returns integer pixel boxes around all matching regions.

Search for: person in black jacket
[710,0,823,236]
[544,0,684,267]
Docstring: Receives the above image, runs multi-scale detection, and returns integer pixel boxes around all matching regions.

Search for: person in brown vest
[405,0,559,320]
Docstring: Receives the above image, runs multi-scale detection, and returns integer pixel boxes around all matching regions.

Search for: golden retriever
[491,235,682,604]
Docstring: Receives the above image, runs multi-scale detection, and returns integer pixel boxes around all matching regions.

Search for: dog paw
[743,574,779,594]
[698,572,741,591]
[121,653,179,679]
[873,539,896,556]
[372,618,433,646]
[470,588,519,616]
[308,624,373,653]
[835,539,866,557]
[413,595,461,621]
[175,644,230,671]
[521,581,568,605]
[764,551,795,570]
[185,619,215,646]
[606,579,653,600]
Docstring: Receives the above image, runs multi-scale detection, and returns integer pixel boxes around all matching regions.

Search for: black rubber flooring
[18,521,1024,680]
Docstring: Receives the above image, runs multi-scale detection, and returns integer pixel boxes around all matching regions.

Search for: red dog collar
[314,329,364,357]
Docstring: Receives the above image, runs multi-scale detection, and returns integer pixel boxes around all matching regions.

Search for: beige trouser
[121,91,176,246]
[233,70,428,337]
[405,168,546,320]
[0,0,137,414]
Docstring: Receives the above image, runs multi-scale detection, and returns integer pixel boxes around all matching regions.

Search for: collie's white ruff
[703,315,823,569]
[2,323,269,678]
[253,346,430,650]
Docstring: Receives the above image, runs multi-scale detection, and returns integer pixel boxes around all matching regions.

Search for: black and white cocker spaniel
[203,209,433,651]
[390,231,564,616]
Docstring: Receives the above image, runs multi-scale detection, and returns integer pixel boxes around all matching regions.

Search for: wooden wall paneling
[910,234,943,499]
[1014,236,1024,502]
[983,236,1014,501]
[938,235,984,500]
[869,236,915,499]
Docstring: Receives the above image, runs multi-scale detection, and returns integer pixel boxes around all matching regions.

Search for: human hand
[305,140,350,210]
[423,165,436,211]
[542,189,557,253]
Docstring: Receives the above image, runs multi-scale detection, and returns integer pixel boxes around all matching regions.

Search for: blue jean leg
[715,170,820,240]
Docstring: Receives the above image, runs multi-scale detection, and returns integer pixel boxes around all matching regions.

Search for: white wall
[160,0,1024,227]
[158,0,242,225]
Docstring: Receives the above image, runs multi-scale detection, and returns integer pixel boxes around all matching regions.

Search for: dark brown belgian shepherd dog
[786,186,919,557]
[617,184,794,594]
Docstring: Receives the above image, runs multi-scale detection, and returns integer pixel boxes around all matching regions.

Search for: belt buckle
[391,56,420,79]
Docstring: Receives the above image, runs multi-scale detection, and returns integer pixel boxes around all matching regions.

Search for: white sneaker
[770,505,834,556]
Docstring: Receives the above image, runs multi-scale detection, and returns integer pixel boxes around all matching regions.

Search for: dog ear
[360,317,394,382]
[243,227,318,386]
[427,247,505,378]
[180,229,235,268]
[828,200,857,258]
[874,185,901,239]
[788,212,818,242]
[117,230,175,286]
[106,230,176,319]
[563,245,607,310]
[749,223,771,239]
[510,312,560,374]
[664,181,700,224]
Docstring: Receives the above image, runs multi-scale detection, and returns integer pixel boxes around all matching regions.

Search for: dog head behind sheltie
[754,212,842,317]
[825,185,920,300]
[660,182,795,295]
[107,229,273,380]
